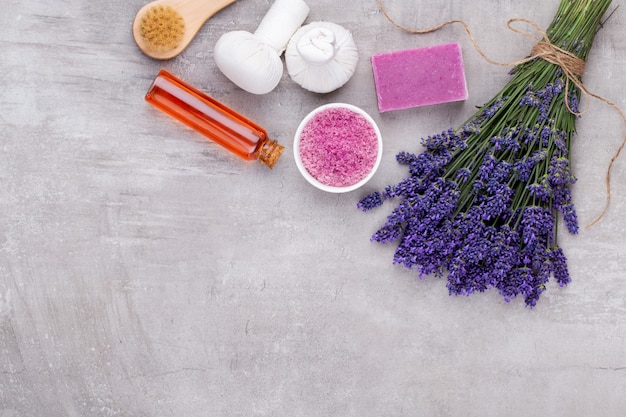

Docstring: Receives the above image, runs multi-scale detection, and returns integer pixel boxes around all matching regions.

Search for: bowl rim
[293,103,383,193]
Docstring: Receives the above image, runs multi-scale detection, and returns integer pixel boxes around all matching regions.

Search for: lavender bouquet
[359,0,613,307]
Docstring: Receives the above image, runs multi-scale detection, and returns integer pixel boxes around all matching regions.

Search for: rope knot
[531,40,586,79]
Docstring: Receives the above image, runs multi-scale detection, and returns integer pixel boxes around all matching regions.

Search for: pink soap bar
[371,42,468,112]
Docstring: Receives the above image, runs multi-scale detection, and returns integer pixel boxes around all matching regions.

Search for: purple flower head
[548,157,576,187]
[384,176,427,200]
[520,91,541,108]
[520,80,565,122]
[520,206,555,249]
[372,222,404,244]
[477,154,498,183]
[455,168,472,184]
[527,179,556,203]
[568,89,581,115]
[500,267,533,302]
[479,185,514,220]
[531,150,548,164]
[461,120,482,135]
[491,135,521,152]
[357,191,384,212]
[554,129,569,155]
[550,247,572,287]
[540,125,553,146]
[406,152,447,178]
[396,151,417,166]
[385,180,460,274]
[560,203,579,234]
[446,220,521,297]
[520,127,536,145]
[422,129,465,152]
[513,157,535,182]
[492,160,513,184]
[483,96,508,119]
[471,157,515,220]
[548,157,576,186]
[371,197,413,243]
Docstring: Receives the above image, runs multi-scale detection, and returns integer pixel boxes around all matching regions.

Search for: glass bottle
[145,69,284,168]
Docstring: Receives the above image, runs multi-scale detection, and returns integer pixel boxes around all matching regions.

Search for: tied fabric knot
[376,0,626,228]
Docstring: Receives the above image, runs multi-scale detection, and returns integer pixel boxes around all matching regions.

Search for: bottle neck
[256,138,285,169]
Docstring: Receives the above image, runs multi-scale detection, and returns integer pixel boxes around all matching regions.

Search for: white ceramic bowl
[293,103,383,193]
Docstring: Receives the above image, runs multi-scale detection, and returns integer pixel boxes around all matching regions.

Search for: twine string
[376,0,626,228]
[531,42,585,79]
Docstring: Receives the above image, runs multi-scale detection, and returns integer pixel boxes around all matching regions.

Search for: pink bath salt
[371,42,469,112]
[298,107,379,188]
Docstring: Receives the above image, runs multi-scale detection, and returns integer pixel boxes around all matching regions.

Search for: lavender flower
[358,0,612,307]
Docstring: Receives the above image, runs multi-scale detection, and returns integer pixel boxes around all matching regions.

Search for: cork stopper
[257,139,285,168]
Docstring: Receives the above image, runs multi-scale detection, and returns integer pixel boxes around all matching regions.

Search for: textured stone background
[1,0,625,416]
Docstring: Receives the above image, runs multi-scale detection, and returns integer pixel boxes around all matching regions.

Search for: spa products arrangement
[132,0,238,60]
[359,0,617,307]
[133,0,623,306]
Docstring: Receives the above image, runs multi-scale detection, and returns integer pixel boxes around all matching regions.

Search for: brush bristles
[139,5,185,52]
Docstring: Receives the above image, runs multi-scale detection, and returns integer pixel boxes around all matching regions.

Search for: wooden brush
[132,0,238,60]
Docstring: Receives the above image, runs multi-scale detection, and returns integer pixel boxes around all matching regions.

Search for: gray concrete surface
[1,0,626,416]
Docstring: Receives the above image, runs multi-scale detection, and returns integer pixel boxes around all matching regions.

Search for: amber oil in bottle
[145,69,284,168]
